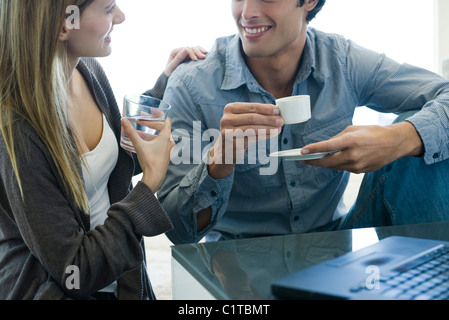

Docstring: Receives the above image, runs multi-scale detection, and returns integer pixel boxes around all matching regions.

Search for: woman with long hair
[0,0,205,300]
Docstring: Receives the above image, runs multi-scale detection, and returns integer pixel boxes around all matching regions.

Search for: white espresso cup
[276,95,311,124]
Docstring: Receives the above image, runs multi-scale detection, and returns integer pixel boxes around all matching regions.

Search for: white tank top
[82,114,119,229]
[82,114,119,294]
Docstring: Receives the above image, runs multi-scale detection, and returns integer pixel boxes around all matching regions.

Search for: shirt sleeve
[157,75,235,244]
[345,40,449,164]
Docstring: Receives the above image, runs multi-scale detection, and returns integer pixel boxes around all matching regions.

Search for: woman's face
[65,0,125,59]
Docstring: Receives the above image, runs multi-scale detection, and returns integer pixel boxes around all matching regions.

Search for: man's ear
[303,0,319,12]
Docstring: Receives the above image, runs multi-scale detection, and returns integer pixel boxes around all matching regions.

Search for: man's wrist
[395,121,425,157]
[207,163,235,180]
[206,140,236,179]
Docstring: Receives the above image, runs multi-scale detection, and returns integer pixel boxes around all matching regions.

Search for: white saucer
[270,148,336,161]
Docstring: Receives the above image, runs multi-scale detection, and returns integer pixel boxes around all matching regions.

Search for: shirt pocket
[233,143,281,196]
[302,115,351,145]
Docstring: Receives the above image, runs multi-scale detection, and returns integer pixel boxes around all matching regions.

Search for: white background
[99,0,436,124]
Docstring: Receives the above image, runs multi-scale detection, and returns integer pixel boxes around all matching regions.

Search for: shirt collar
[220,30,323,92]
[221,35,251,91]
[296,32,317,84]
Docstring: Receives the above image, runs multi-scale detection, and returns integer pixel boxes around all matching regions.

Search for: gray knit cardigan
[0,58,173,300]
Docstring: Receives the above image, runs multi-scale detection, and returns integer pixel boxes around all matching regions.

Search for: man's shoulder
[169,35,236,86]
[307,28,349,49]
[306,28,352,70]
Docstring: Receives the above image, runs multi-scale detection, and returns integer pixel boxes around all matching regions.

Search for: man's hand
[208,102,284,179]
[301,121,424,173]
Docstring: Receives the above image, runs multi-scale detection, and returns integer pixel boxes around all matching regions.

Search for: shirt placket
[280,126,306,233]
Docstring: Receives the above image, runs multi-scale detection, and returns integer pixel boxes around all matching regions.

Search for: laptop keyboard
[350,245,449,300]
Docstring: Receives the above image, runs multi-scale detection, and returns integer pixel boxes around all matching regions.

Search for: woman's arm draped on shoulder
[143,46,207,99]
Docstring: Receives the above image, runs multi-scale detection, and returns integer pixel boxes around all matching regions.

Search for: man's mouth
[243,26,271,36]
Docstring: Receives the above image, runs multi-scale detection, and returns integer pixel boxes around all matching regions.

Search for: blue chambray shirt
[158,28,449,244]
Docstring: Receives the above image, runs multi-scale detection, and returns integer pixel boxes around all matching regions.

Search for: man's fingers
[224,103,280,116]
[222,103,284,129]
[222,113,284,128]
[302,137,345,155]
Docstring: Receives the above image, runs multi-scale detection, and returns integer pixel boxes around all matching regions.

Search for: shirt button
[283,138,289,145]
[433,153,440,159]
[290,181,296,187]
[293,216,299,222]
[210,190,217,197]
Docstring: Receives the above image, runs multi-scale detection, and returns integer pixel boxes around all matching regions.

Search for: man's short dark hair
[298,0,326,22]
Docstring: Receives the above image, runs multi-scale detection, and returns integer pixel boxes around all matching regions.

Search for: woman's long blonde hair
[0,0,94,213]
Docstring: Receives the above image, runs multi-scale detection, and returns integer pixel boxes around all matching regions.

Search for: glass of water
[120,94,171,153]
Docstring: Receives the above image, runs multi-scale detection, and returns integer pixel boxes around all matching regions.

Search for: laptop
[271,236,449,300]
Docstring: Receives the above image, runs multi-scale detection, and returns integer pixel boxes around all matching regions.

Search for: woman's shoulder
[79,57,103,71]
[78,58,108,82]
[77,58,117,110]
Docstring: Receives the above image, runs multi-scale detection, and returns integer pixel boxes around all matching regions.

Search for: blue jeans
[341,111,449,229]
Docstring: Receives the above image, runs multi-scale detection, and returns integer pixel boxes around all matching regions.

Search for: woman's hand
[164,46,207,77]
[121,118,175,192]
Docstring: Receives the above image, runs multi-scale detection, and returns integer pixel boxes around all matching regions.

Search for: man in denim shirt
[158,0,449,243]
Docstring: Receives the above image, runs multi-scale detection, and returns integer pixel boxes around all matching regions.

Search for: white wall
[436,0,449,76]
[307,0,437,125]
[309,0,435,71]
[99,1,235,103]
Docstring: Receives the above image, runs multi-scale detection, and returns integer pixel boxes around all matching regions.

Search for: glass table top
[171,221,449,300]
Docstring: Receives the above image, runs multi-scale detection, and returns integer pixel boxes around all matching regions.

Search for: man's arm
[198,102,284,231]
[301,121,424,173]
[159,78,283,243]
[302,40,449,172]
[157,76,235,244]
